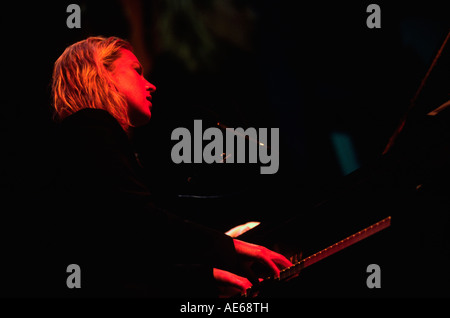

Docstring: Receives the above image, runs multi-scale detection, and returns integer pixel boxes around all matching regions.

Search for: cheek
[117,78,142,104]
[120,77,138,95]
[112,72,148,113]
[113,71,136,95]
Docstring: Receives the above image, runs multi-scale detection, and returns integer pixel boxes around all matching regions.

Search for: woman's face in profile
[111,49,156,127]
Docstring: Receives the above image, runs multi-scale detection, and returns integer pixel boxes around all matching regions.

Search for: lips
[146,95,153,107]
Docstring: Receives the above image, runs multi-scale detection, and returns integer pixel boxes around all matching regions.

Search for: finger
[218,269,252,292]
[262,250,293,269]
[214,268,253,298]
[273,254,294,269]
[258,251,293,278]
[218,278,252,298]
[231,275,253,294]
[260,256,281,278]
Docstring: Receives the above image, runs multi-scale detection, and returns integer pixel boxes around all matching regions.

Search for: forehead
[116,49,140,66]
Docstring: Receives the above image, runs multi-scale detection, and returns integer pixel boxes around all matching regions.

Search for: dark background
[1,0,449,297]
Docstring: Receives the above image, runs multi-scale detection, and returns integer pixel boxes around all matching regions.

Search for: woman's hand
[213,268,253,297]
[213,240,292,297]
[233,239,293,279]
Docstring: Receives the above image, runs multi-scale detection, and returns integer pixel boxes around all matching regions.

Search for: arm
[59,109,238,296]
[59,109,291,297]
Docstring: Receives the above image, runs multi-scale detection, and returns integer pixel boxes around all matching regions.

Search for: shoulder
[60,109,128,147]
[57,109,143,191]
[62,108,123,133]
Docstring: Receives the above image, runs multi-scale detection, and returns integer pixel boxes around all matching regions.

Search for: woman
[51,36,291,297]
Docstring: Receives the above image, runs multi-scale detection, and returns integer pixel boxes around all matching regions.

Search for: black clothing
[51,108,238,297]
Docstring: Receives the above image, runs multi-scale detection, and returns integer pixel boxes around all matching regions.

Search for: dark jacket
[52,108,238,297]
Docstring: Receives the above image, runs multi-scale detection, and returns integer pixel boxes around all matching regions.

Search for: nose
[145,80,156,93]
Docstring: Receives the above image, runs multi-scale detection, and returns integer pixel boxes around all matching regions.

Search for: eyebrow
[132,62,144,74]
[131,61,142,68]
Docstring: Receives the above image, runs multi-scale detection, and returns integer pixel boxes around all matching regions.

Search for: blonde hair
[52,36,134,131]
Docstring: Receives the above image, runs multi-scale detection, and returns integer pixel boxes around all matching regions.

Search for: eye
[134,66,143,76]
